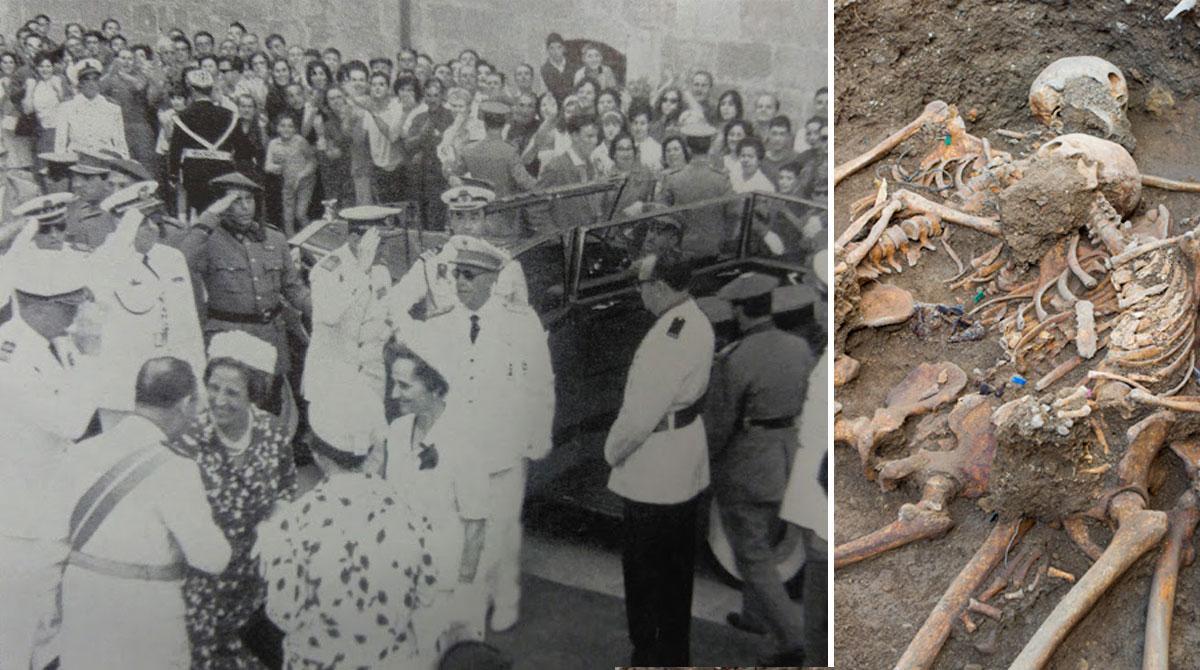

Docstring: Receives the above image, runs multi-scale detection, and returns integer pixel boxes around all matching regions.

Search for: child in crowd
[264,114,316,236]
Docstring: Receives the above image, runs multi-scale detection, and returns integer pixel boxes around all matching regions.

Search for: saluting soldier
[704,271,814,665]
[303,205,396,408]
[603,251,714,667]
[0,252,102,670]
[89,182,207,426]
[168,69,255,215]
[656,119,735,260]
[175,172,310,405]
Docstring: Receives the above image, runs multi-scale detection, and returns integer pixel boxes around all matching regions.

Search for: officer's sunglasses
[452,267,492,281]
[38,221,67,234]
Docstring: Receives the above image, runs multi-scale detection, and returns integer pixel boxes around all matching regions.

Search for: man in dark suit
[539,32,573,104]
[704,272,814,666]
[529,114,601,235]
[168,69,255,217]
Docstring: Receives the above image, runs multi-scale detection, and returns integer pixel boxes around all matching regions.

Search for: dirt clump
[996,154,1097,266]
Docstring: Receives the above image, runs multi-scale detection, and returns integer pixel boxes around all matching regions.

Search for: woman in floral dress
[179,333,296,669]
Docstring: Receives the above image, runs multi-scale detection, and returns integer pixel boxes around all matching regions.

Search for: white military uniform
[0,314,99,670]
[396,241,554,629]
[90,243,207,415]
[604,298,714,503]
[51,415,232,670]
[303,241,393,403]
[54,94,130,159]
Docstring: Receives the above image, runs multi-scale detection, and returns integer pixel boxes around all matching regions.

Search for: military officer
[0,252,102,670]
[442,183,496,237]
[65,156,117,251]
[55,59,130,159]
[704,271,814,665]
[36,151,78,194]
[303,205,396,409]
[175,172,310,398]
[168,69,255,215]
[7,192,77,252]
[604,251,714,667]
[656,119,735,260]
[388,186,499,323]
[451,101,537,241]
[2,194,84,324]
[399,235,554,634]
[88,182,206,425]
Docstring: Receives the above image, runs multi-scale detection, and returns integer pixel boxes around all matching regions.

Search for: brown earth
[835,1,1200,668]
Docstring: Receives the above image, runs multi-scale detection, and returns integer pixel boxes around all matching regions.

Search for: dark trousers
[620,495,698,666]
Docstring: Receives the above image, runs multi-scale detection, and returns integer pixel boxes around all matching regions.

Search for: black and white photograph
[0,1,829,668]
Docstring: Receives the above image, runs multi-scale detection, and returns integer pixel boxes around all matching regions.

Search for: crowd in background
[1,15,827,234]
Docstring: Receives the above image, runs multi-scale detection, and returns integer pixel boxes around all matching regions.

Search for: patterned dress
[255,473,438,669]
[180,407,297,669]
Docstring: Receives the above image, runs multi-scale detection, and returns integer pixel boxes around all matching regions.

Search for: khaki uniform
[175,220,310,377]
[704,321,815,656]
[656,159,734,259]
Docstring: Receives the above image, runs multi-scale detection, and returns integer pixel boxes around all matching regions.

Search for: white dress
[385,409,490,653]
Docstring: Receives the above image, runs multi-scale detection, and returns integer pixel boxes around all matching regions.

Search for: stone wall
[3,0,825,120]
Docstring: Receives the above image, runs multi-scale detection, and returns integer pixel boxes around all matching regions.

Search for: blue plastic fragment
[1011,375,1027,386]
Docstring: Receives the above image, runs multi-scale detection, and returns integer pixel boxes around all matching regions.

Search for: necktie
[469,314,480,344]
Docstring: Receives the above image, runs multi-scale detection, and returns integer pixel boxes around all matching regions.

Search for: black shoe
[760,647,807,665]
[725,611,767,635]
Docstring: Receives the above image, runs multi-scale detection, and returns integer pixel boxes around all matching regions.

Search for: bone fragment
[1075,301,1097,359]
[1046,566,1076,583]
[1142,173,1200,191]
[968,598,1003,620]
[894,518,1032,670]
[834,101,951,187]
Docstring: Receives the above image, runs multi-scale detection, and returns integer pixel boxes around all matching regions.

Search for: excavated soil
[835,1,1200,668]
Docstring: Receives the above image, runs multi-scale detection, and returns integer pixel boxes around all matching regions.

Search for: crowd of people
[0,11,827,670]
[1,15,827,234]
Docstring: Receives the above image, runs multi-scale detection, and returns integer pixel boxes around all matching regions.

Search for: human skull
[1029,56,1134,152]
[1036,133,1141,217]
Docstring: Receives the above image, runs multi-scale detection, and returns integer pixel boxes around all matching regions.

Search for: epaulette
[319,254,342,272]
[666,316,685,339]
[0,340,15,362]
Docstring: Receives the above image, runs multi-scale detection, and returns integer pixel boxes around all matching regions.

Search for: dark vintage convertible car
[292,181,827,582]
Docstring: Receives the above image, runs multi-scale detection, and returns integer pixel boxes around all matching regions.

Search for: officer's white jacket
[605,298,714,504]
[303,242,393,403]
[90,243,206,413]
[54,94,130,159]
[0,316,98,539]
